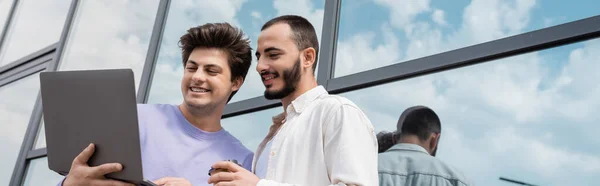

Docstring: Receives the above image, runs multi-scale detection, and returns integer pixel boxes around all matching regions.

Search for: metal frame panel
[7,61,50,186]
[6,0,79,185]
[46,0,79,72]
[315,0,340,86]
[0,43,57,75]
[137,0,171,103]
[27,149,47,160]
[326,15,600,94]
[0,0,19,53]
[0,52,52,86]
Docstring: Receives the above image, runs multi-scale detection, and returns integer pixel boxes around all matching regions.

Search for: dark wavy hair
[179,23,252,102]
[377,131,396,153]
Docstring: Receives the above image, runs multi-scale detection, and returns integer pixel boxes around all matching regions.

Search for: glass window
[0,72,42,185]
[0,0,70,66]
[0,0,15,39]
[335,0,600,77]
[33,119,46,149]
[57,0,160,91]
[147,0,325,104]
[222,107,282,152]
[23,157,64,186]
[339,39,600,185]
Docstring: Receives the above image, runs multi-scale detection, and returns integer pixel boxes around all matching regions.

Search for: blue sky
[1,0,599,185]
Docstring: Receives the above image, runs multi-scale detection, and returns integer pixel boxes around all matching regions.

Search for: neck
[281,74,318,112]
[177,104,223,132]
[399,135,430,153]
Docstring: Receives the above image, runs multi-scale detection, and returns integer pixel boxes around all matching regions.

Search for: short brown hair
[179,23,252,102]
[262,15,319,73]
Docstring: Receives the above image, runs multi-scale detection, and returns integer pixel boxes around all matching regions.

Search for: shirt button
[271,151,276,156]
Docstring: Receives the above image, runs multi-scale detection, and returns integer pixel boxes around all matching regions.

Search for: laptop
[39,69,155,186]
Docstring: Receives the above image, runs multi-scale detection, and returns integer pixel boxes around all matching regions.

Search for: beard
[264,58,302,100]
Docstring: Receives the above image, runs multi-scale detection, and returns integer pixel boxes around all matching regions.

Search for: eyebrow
[204,64,222,69]
[255,47,283,58]
[186,60,198,66]
[265,47,282,53]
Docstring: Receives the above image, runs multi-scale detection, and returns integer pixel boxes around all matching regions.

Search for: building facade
[1,0,599,185]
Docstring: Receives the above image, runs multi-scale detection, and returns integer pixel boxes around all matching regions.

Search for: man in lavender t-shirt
[59,23,255,186]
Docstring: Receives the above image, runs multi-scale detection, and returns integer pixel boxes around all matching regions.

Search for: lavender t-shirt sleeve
[242,152,254,171]
[57,178,65,186]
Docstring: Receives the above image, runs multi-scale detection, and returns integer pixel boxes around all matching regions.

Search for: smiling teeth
[265,76,274,80]
[191,87,208,92]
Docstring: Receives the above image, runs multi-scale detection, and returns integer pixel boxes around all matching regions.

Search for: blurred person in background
[378,106,470,186]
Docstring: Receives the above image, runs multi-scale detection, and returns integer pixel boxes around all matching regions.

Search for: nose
[256,58,270,74]
[191,70,207,84]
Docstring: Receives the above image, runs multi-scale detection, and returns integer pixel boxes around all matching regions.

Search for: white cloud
[373,0,430,30]
[499,0,537,33]
[250,10,265,33]
[58,0,160,92]
[550,39,600,121]
[436,127,488,185]
[251,11,262,19]
[443,53,553,123]
[339,0,546,123]
[339,0,538,73]
[147,63,184,104]
[453,0,536,47]
[335,23,400,77]
[404,22,443,60]
[0,0,70,65]
[485,126,600,181]
[432,9,447,26]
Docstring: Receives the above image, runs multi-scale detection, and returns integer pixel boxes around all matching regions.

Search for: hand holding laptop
[63,144,134,186]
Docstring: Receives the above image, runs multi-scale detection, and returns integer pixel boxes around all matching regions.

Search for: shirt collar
[287,85,328,114]
[388,143,430,155]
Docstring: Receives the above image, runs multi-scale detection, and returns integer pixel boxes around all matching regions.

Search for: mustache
[260,70,279,80]
[259,70,278,76]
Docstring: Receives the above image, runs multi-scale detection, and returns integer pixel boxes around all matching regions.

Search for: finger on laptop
[73,143,94,165]
[91,163,123,176]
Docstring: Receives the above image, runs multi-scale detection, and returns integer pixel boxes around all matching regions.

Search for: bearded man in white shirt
[207,15,379,186]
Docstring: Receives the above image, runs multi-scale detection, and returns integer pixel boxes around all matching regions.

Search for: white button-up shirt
[252,86,379,186]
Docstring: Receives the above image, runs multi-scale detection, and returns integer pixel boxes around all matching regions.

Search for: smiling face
[256,23,305,100]
[181,47,242,110]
